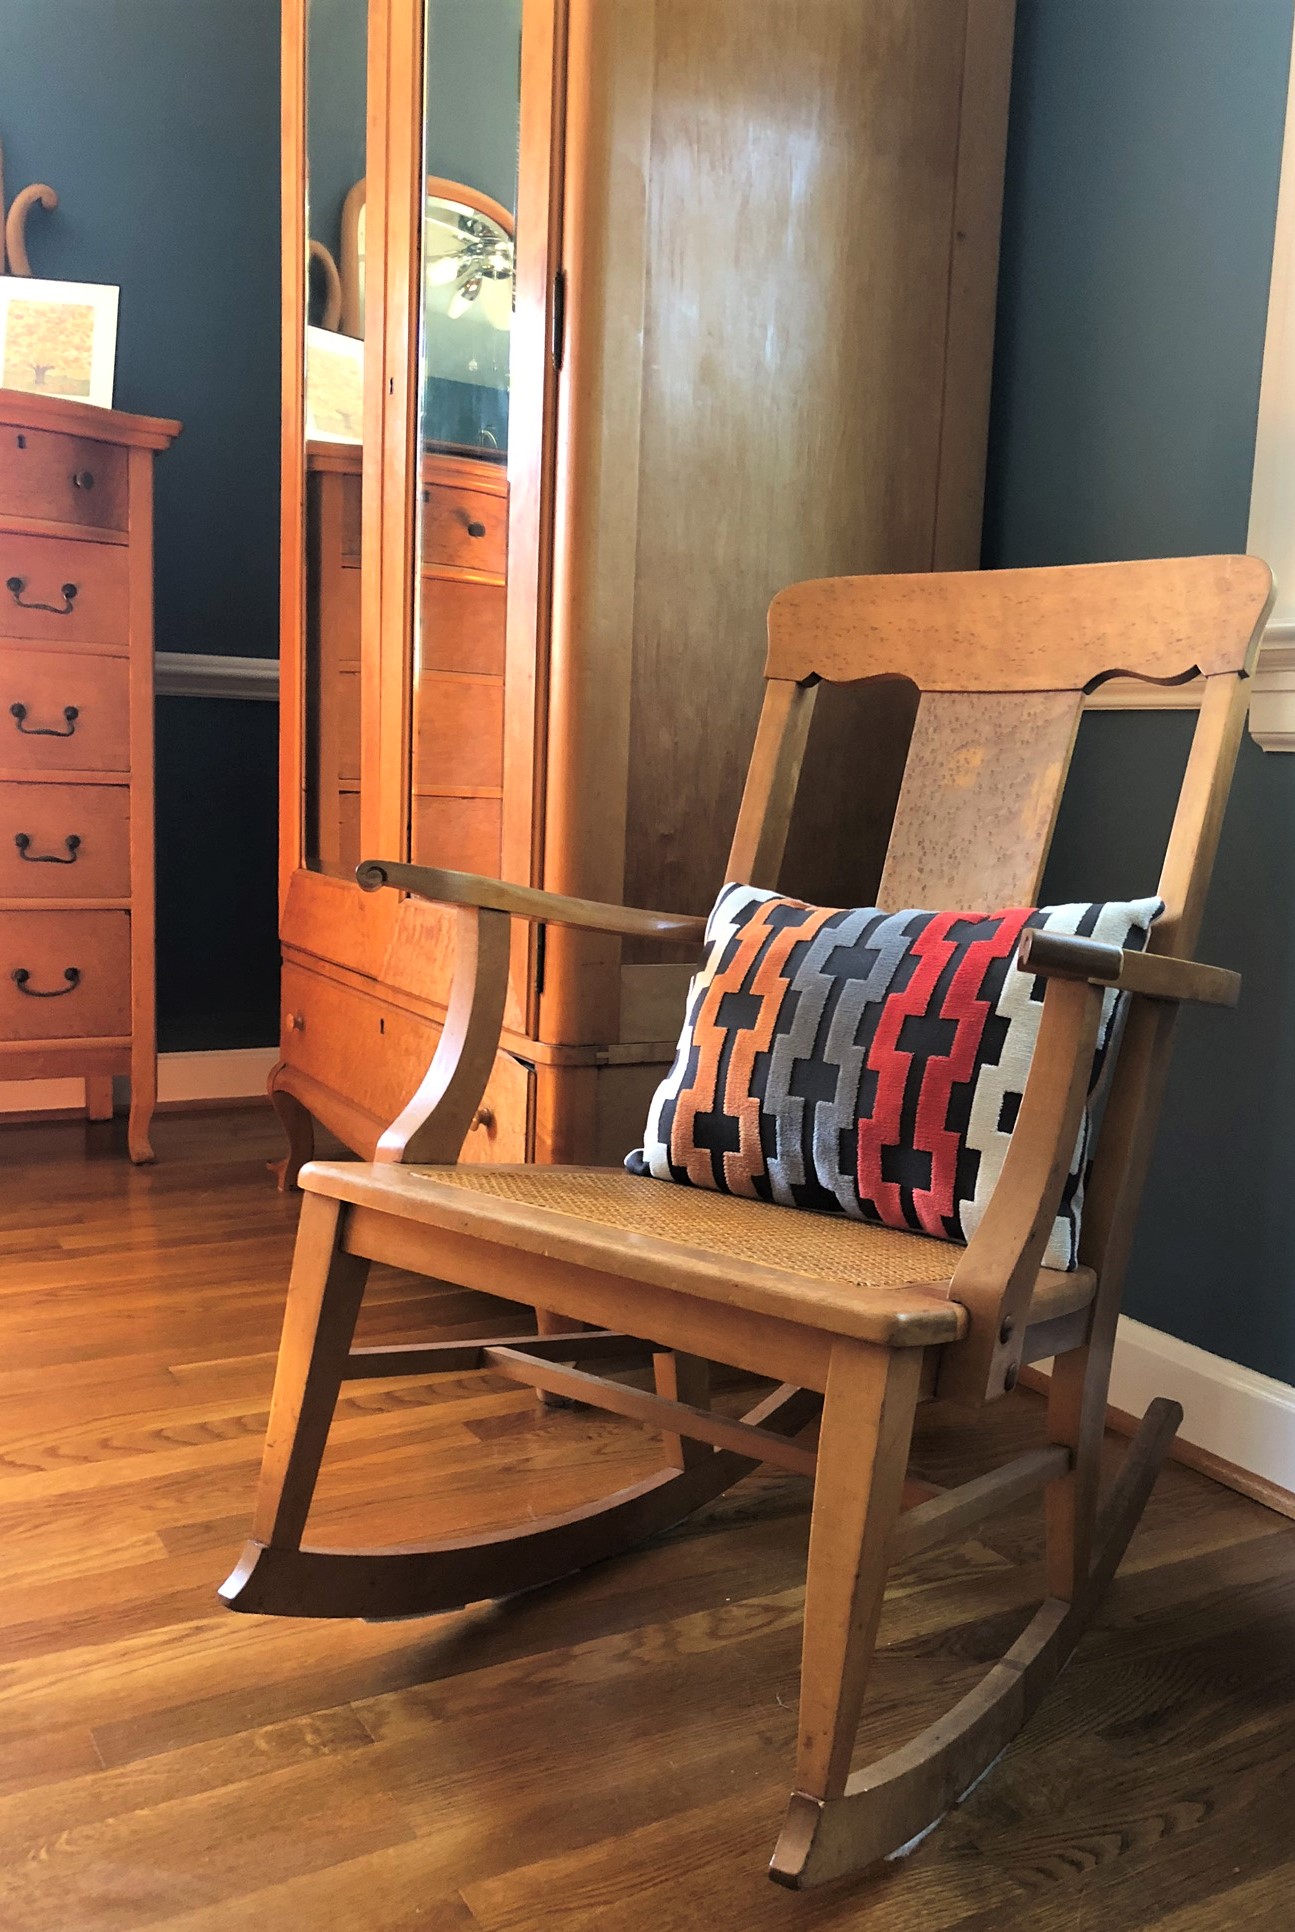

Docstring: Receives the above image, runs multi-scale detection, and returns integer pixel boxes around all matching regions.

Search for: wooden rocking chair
[222,555,1272,1888]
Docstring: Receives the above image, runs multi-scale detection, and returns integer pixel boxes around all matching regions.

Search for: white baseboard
[156,1048,279,1102]
[0,1046,278,1116]
[1037,1315,1295,1497]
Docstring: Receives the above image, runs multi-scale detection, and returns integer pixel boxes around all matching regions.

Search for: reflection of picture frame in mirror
[420,178,515,426]
[333,174,514,341]
[309,175,514,453]
[305,324,364,441]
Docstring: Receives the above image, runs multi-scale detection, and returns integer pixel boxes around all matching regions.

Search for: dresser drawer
[0,424,128,533]
[280,962,530,1161]
[337,790,360,877]
[414,672,503,789]
[412,793,501,875]
[335,666,360,783]
[420,574,505,675]
[339,471,362,566]
[0,649,129,773]
[420,481,507,576]
[0,909,131,1040]
[0,530,129,647]
[0,781,130,898]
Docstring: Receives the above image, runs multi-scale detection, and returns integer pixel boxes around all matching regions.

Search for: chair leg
[785,1342,923,1809]
[1044,1313,1118,1599]
[531,1304,588,1409]
[653,1352,712,1469]
[250,1192,370,1549]
[771,1334,1179,1890]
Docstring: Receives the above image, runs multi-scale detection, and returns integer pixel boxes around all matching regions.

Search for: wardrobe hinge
[535,922,547,996]
[551,268,567,371]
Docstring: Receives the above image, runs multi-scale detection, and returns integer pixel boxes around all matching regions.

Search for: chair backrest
[727,557,1274,965]
[722,557,1274,1355]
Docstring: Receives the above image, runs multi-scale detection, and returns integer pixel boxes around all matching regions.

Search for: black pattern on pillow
[626,884,1162,1271]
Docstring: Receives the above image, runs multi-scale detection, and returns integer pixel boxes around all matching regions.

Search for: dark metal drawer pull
[466,519,487,539]
[10,703,79,738]
[6,575,79,615]
[71,470,95,491]
[11,702,78,737]
[12,966,80,997]
[15,832,81,864]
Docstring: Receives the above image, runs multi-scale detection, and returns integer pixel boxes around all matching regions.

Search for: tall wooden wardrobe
[274,0,1016,1181]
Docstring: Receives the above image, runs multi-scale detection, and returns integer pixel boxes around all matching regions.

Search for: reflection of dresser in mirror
[306,438,508,880]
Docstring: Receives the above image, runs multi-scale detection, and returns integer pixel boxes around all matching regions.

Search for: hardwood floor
[0,1107,1293,1930]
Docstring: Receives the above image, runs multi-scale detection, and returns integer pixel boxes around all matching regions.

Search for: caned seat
[304,1158,1097,1347]
[226,556,1273,1891]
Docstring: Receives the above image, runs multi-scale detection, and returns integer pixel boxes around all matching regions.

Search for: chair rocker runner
[223,556,1273,1889]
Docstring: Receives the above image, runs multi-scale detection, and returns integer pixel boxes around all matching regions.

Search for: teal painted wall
[0,0,281,1052]
[306,0,522,269]
[424,0,523,210]
[986,0,1295,1379]
[307,0,368,276]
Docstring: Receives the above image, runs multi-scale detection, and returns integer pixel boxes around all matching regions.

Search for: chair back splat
[224,554,1274,1894]
[732,555,1272,911]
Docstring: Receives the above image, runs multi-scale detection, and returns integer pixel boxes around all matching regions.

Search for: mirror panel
[410,0,522,875]
[302,0,369,879]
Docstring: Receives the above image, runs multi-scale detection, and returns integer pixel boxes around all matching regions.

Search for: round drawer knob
[466,519,487,539]
[471,1106,495,1132]
[287,1010,306,1032]
[72,470,95,491]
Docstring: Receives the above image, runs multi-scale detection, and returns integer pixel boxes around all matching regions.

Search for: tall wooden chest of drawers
[0,390,179,1161]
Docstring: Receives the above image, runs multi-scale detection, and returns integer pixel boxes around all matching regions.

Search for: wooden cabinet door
[544,0,1014,1047]
[275,0,565,1167]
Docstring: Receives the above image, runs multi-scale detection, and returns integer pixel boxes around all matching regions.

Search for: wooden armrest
[1017,929,1240,1009]
[357,859,706,945]
[941,973,1108,1408]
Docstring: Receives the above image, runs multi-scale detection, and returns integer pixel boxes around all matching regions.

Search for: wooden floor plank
[0,1108,1291,1930]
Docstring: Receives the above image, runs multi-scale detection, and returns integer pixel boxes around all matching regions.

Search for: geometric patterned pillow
[626,883,1162,1271]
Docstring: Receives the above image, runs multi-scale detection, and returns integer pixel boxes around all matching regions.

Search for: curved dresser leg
[269,1067,315,1191]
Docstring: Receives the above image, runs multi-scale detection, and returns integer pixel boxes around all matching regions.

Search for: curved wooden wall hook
[0,135,60,277]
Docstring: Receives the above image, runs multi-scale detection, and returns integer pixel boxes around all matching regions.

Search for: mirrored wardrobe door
[302,0,370,879]
[409,0,522,875]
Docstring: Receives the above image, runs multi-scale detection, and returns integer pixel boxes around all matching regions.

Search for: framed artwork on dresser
[0,278,119,409]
